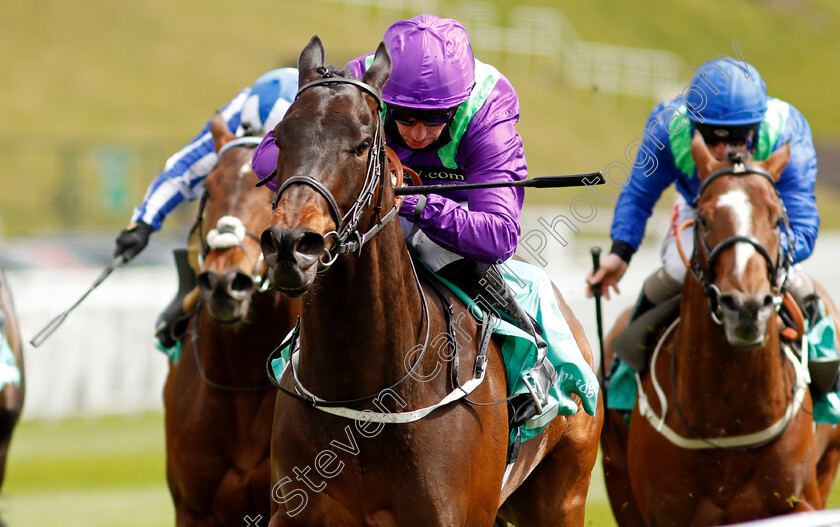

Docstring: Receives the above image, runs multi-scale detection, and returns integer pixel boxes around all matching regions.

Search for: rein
[688,163,795,324]
[635,318,809,450]
[189,139,270,290]
[190,299,276,392]
[637,162,810,449]
[262,74,493,422]
[260,75,398,264]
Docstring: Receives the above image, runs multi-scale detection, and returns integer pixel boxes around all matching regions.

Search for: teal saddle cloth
[271,259,599,444]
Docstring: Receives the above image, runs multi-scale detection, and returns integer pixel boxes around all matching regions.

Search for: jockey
[113,67,298,348]
[251,15,559,427]
[586,59,837,414]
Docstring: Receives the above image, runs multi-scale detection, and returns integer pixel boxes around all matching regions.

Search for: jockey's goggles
[692,121,761,148]
[388,106,457,127]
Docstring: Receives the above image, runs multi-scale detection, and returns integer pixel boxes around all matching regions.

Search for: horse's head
[195,114,273,322]
[689,132,792,346]
[259,36,393,296]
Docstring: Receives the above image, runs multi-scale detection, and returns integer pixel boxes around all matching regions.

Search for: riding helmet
[686,59,768,127]
[239,68,297,136]
[382,14,476,110]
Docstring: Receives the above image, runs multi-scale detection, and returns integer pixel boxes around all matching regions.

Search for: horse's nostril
[229,271,255,293]
[296,231,326,258]
[762,294,775,309]
[720,294,739,312]
[260,227,282,266]
[197,271,217,294]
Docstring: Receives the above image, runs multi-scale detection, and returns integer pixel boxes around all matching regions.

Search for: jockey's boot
[475,265,557,428]
[787,271,840,396]
[155,249,198,349]
[629,290,656,322]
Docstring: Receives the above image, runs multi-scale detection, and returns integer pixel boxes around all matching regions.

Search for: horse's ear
[361,41,392,96]
[210,111,234,154]
[690,129,716,181]
[762,141,791,182]
[298,35,325,87]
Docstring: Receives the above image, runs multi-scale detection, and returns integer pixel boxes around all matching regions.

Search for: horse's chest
[635,451,812,525]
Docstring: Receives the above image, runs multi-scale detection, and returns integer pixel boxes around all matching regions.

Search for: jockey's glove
[114,221,154,261]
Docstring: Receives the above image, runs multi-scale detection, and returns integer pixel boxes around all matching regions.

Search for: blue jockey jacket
[611,96,820,264]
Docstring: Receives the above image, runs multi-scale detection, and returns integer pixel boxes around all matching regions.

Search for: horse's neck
[297,220,428,399]
[674,278,788,419]
[198,291,290,386]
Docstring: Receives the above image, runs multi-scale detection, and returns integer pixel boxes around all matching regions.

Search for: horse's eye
[697,216,708,229]
[355,139,372,157]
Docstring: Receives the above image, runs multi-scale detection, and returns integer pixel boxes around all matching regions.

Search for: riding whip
[590,246,607,409]
[393,172,605,195]
[29,254,127,348]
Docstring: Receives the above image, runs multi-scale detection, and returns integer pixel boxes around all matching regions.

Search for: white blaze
[716,189,754,279]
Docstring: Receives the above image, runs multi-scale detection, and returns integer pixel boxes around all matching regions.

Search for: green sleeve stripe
[754,98,789,161]
[437,59,501,169]
[668,105,696,179]
[668,98,790,177]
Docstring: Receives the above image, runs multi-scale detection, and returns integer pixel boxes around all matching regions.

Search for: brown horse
[162,114,300,526]
[258,36,602,527]
[0,267,24,502]
[601,133,840,526]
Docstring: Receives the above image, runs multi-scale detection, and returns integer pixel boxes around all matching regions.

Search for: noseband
[191,137,270,291]
[260,73,397,265]
[690,162,795,323]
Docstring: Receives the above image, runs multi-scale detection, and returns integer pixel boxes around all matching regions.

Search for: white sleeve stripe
[163,90,249,172]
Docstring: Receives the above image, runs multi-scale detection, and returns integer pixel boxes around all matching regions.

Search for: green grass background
[2,0,840,236]
[1,412,838,526]
[3,1,840,525]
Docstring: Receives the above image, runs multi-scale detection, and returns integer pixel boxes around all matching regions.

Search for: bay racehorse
[163,113,300,526]
[0,266,24,499]
[601,132,840,526]
[258,36,602,527]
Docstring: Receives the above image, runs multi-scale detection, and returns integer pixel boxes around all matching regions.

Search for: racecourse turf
[1,412,838,526]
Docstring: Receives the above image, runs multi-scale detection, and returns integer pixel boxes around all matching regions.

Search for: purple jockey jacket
[251,57,527,264]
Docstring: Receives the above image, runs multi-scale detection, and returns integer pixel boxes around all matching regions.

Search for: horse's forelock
[315,64,354,80]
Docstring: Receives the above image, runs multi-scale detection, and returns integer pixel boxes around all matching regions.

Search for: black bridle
[257,72,397,265]
[690,162,795,323]
[189,137,270,290]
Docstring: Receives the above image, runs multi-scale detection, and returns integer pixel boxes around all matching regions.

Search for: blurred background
[1,0,839,525]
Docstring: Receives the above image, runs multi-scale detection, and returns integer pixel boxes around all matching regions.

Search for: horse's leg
[0,407,20,489]
[812,282,840,504]
[600,307,647,527]
[498,285,603,526]
[814,422,840,506]
[513,410,602,526]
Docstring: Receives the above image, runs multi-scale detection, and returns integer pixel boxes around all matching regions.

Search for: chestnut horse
[601,133,840,526]
[258,36,602,527]
[0,267,24,499]
[163,114,299,526]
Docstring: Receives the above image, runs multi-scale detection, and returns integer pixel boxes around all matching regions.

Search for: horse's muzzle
[260,226,325,296]
[197,269,255,322]
[719,291,776,347]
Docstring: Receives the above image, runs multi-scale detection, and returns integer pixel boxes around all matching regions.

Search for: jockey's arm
[398,110,526,264]
[774,106,820,264]
[609,106,679,264]
[129,88,251,231]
